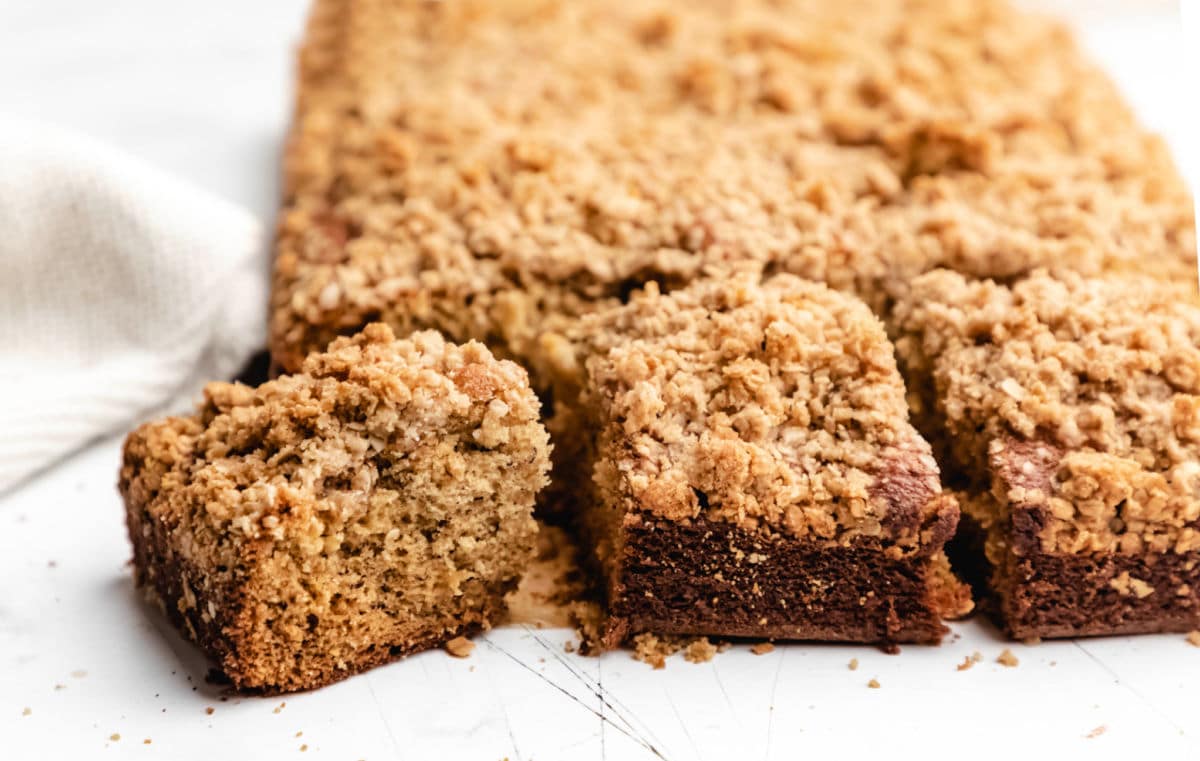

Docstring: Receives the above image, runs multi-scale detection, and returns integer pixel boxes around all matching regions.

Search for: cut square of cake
[120,325,550,692]
[565,274,970,646]
[893,269,1200,638]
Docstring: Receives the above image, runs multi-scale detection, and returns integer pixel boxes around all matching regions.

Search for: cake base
[130,510,508,695]
[950,515,1200,640]
[603,513,967,648]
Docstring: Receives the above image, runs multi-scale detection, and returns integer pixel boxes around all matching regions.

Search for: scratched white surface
[1,2,1199,759]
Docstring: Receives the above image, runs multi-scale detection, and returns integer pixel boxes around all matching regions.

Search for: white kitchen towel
[0,119,266,493]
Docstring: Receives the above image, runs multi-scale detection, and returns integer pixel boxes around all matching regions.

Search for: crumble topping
[896,269,1200,554]
[578,274,950,542]
[270,0,1193,378]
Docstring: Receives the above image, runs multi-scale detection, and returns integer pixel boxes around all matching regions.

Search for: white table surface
[2,2,1199,759]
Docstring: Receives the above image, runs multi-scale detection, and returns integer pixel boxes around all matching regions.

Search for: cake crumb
[300,744,308,752]
[683,638,718,664]
[143,739,152,745]
[54,684,65,691]
[296,731,303,738]
[1022,637,1042,645]
[997,649,1019,667]
[750,642,775,656]
[848,658,859,671]
[273,702,286,714]
[1186,631,1200,647]
[957,651,984,671]
[867,678,880,689]
[632,633,674,669]
[632,633,720,668]
[1086,725,1107,739]
[71,670,87,679]
[22,707,31,716]
[445,636,475,658]
[563,640,577,654]
[566,600,605,655]
[110,733,121,742]
[205,707,215,715]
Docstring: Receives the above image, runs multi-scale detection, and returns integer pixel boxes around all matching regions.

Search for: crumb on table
[683,638,718,664]
[632,633,722,668]
[997,649,1020,668]
[957,651,984,671]
[445,636,476,658]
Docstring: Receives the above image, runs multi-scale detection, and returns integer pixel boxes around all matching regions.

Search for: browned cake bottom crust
[950,515,1200,640]
[603,514,964,648]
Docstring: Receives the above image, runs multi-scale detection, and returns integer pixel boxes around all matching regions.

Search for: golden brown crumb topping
[578,275,951,544]
[130,325,546,543]
[270,0,1194,376]
[896,270,1200,554]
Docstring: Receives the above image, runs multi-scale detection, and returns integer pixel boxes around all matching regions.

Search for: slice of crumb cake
[563,275,970,646]
[120,324,550,692]
[893,269,1200,638]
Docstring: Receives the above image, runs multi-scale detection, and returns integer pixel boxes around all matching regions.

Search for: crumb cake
[252,0,1199,647]
[567,275,971,645]
[120,325,550,692]
[893,270,1200,638]
[270,0,1194,381]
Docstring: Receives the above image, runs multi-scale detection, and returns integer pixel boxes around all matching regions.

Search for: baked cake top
[578,274,954,549]
[894,269,1200,555]
[270,0,1195,373]
[122,324,549,553]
